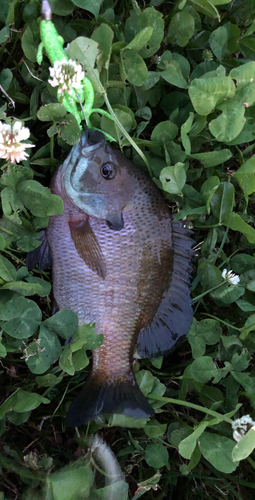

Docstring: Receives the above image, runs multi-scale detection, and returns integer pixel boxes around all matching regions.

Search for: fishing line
[75,91,89,128]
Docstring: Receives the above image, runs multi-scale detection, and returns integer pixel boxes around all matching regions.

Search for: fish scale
[27,130,194,427]
[48,164,173,382]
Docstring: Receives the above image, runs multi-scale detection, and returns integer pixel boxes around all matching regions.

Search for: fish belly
[47,166,175,426]
[47,197,173,380]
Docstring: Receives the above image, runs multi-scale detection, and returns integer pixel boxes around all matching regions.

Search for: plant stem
[22,207,31,219]
[212,219,230,264]
[90,456,109,477]
[51,381,70,420]
[194,223,220,229]
[247,456,255,469]
[200,313,241,331]
[0,226,14,235]
[149,394,233,424]
[50,135,54,164]
[193,281,225,302]
[103,92,153,176]
[3,249,25,266]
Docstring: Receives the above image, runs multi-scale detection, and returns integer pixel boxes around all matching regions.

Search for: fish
[27,130,194,427]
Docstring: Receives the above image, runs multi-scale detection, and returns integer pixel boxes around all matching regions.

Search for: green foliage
[1,0,255,498]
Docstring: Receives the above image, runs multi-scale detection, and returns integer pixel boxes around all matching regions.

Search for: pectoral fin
[69,218,107,279]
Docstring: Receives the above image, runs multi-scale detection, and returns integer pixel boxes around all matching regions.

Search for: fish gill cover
[0,0,255,499]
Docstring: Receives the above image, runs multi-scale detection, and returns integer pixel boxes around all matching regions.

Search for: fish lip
[79,130,106,157]
[61,130,126,227]
[61,129,105,197]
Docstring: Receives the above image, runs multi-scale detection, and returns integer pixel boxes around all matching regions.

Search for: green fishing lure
[37,0,113,129]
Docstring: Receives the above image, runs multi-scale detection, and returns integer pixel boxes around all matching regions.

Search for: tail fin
[66,373,154,428]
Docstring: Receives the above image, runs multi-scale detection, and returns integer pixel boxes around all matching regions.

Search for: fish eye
[100,163,116,180]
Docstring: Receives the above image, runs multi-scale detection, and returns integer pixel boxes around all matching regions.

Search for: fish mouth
[62,129,126,230]
[80,129,106,156]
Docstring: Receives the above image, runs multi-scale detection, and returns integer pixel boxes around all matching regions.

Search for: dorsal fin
[137,220,194,358]
[69,218,107,280]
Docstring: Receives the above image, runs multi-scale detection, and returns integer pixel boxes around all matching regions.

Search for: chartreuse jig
[37,0,152,172]
[37,0,113,130]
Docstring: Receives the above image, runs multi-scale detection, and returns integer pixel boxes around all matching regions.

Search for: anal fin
[26,230,52,271]
[69,218,107,279]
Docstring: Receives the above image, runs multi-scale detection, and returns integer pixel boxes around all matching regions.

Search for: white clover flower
[0,121,34,164]
[222,269,240,285]
[232,415,255,442]
[48,58,84,96]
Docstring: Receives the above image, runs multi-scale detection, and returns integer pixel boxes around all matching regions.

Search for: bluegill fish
[28,131,193,427]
